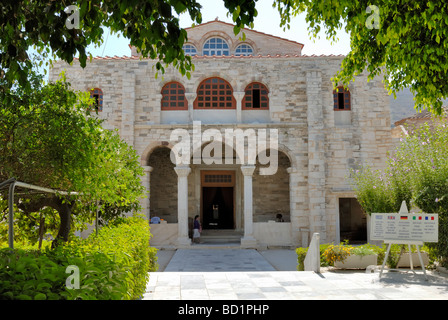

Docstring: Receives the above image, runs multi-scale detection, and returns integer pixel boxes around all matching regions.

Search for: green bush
[296,243,331,271]
[296,243,384,270]
[0,248,68,300]
[0,215,157,300]
[55,215,157,300]
[351,124,448,268]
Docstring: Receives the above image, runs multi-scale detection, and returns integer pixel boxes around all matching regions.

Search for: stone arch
[191,138,241,166]
[199,31,234,54]
[141,141,174,166]
[147,146,178,223]
[231,39,258,55]
[253,149,292,222]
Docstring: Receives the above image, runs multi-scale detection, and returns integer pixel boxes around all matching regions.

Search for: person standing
[193,215,202,244]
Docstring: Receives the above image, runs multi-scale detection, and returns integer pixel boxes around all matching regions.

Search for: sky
[86,0,351,58]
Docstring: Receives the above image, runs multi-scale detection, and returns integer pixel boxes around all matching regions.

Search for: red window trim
[89,88,103,112]
[161,82,188,111]
[194,77,236,110]
[242,82,269,110]
[333,86,351,111]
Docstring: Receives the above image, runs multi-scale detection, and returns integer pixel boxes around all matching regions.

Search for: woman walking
[193,215,202,244]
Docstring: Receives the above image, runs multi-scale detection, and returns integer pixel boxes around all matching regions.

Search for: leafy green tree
[276,0,448,114]
[0,0,258,92]
[351,123,448,267]
[0,71,145,246]
[2,1,447,112]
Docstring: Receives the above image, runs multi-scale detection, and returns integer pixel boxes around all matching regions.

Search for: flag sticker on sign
[400,216,408,220]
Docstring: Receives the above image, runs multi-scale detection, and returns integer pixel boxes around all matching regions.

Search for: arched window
[90,88,103,112]
[235,44,254,56]
[333,86,351,110]
[161,82,188,110]
[202,38,230,56]
[242,82,269,110]
[182,44,197,56]
[194,77,236,109]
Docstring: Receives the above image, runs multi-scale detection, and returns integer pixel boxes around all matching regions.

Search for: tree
[0,0,258,93]
[0,71,145,246]
[275,0,448,114]
[3,1,447,113]
[351,123,448,267]
[2,1,448,113]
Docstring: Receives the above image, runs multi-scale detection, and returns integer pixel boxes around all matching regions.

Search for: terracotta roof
[184,19,305,49]
[73,53,344,61]
[394,106,448,126]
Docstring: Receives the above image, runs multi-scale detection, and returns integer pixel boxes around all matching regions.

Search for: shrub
[351,123,448,268]
[55,215,157,299]
[0,248,68,300]
[322,243,353,266]
[296,243,332,271]
[0,215,157,300]
[297,243,385,270]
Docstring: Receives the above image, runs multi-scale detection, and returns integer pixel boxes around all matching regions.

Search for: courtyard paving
[143,248,448,300]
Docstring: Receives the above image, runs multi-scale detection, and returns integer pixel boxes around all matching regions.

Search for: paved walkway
[143,249,448,300]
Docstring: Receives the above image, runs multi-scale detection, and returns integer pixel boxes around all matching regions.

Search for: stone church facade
[49,20,392,248]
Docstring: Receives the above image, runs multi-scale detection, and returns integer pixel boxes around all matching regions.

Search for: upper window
[90,88,103,112]
[194,78,236,109]
[161,82,188,110]
[202,38,230,56]
[333,86,351,111]
[183,44,197,56]
[242,82,269,110]
[235,44,254,56]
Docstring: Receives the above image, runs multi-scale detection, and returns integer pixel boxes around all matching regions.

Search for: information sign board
[371,207,438,242]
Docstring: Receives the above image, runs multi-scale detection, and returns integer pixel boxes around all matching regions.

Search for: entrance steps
[199,229,243,246]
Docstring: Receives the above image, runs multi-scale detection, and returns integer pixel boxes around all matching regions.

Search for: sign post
[371,201,438,281]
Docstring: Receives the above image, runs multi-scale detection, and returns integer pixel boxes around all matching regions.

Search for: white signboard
[371,210,438,243]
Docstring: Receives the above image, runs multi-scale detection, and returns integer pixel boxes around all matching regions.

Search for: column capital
[233,91,246,100]
[142,165,153,173]
[241,165,256,177]
[185,92,197,101]
[174,166,191,177]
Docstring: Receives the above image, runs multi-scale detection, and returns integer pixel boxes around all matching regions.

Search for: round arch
[141,141,175,166]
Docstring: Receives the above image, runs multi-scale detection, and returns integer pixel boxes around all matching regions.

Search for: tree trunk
[17,195,75,248]
[38,212,45,251]
[52,198,74,248]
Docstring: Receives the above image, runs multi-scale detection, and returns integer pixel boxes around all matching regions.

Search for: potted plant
[323,242,381,269]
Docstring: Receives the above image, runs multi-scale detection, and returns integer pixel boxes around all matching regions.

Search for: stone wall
[49,51,392,245]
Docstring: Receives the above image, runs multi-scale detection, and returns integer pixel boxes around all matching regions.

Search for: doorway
[201,170,235,230]
[339,198,367,243]
[202,187,234,229]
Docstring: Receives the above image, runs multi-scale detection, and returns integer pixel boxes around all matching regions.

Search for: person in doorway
[193,215,202,244]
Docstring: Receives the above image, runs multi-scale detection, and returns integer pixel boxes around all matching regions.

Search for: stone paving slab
[143,249,448,300]
[163,249,276,272]
[144,270,448,300]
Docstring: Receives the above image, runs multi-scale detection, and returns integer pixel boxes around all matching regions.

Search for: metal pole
[8,181,16,250]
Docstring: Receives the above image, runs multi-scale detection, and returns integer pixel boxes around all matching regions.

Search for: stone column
[306,69,327,241]
[140,166,153,220]
[233,91,245,123]
[240,165,257,248]
[174,166,191,247]
[185,93,197,123]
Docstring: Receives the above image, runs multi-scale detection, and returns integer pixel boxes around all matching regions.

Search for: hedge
[0,215,158,300]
